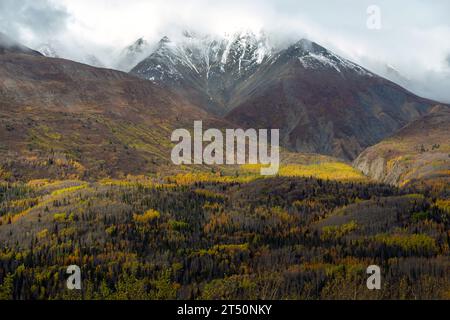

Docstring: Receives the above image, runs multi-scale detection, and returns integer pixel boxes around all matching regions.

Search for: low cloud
[0,0,69,43]
[0,0,449,103]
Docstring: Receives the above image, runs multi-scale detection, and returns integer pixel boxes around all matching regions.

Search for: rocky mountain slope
[130,31,442,160]
[353,106,450,187]
[225,39,443,160]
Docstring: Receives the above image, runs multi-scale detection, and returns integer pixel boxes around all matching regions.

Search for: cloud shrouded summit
[0,0,449,102]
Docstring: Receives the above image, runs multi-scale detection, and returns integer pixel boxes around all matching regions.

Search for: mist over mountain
[33,40,105,68]
[36,43,59,58]
[114,38,154,72]
[0,32,42,56]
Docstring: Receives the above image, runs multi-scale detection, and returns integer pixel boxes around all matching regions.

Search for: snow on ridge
[136,30,274,81]
[133,31,375,83]
[37,43,59,58]
[296,44,373,77]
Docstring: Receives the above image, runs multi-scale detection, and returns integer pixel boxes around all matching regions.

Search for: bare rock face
[355,156,387,182]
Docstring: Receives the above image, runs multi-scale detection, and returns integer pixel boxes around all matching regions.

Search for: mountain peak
[114,37,152,71]
[135,37,145,46]
[126,37,148,52]
[281,38,373,76]
[130,32,379,118]
[159,36,171,44]
[291,38,328,56]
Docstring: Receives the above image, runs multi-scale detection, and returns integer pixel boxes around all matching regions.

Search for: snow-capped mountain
[130,32,378,115]
[130,32,440,160]
[1,30,444,163]
[132,30,272,81]
[114,37,152,72]
[289,39,373,76]
[225,38,437,160]
[131,32,377,83]
[130,30,273,114]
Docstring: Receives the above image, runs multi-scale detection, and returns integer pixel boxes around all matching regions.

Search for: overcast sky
[1,0,449,102]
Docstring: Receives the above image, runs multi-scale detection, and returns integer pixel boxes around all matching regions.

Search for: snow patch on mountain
[294,40,373,76]
[132,30,273,83]
[37,43,59,58]
[133,32,375,87]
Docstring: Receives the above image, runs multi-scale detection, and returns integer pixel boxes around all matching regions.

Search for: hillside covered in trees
[0,168,449,300]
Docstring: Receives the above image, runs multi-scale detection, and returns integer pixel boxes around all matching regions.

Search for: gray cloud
[0,0,69,43]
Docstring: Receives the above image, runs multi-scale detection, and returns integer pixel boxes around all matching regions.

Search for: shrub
[133,209,160,223]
